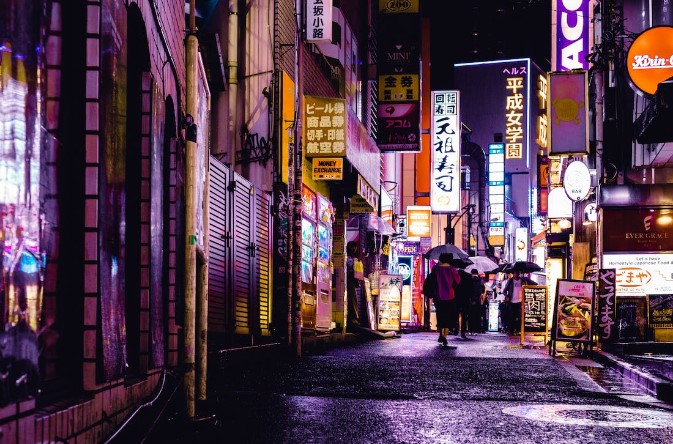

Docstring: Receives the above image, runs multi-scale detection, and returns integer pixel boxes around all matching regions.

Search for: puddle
[503,404,673,428]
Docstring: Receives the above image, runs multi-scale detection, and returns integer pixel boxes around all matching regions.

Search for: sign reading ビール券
[304,96,346,157]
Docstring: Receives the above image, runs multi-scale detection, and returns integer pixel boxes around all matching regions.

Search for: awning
[531,231,546,248]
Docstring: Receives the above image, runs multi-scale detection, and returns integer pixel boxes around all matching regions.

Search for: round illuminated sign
[584,203,597,222]
[627,26,673,95]
[547,187,573,218]
[563,161,591,201]
[397,263,412,281]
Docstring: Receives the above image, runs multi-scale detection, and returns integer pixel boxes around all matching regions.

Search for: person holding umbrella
[424,252,461,346]
[503,269,536,335]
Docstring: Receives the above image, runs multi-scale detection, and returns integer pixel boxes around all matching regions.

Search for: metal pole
[445,214,454,244]
[292,0,304,358]
[184,0,198,419]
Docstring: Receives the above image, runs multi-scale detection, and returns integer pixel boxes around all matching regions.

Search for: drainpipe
[292,0,304,358]
[228,0,239,163]
[184,0,198,419]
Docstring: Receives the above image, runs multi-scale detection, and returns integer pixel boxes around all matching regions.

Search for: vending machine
[301,186,317,330]
[315,195,334,331]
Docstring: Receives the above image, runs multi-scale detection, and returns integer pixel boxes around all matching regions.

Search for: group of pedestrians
[423,253,486,347]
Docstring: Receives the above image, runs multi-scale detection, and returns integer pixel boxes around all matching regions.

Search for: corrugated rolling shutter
[207,157,230,333]
[232,174,254,335]
[255,191,272,336]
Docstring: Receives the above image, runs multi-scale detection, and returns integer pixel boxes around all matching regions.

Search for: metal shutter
[207,156,231,333]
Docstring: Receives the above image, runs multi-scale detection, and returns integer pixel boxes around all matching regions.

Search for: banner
[596,268,617,342]
[549,71,589,155]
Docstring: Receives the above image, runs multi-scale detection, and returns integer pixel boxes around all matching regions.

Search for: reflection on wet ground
[578,365,649,395]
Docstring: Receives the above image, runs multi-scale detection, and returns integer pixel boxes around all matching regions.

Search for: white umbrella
[466,256,499,274]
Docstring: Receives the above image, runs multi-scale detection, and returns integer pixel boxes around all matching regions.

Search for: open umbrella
[450,257,474,269]
[505,261,543,273]
[422,244,470,261]
[485,262,510,275]
[466,256,499,274]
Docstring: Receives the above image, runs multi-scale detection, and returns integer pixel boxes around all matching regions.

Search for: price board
[649,294,673,329]
[523,286,547,333]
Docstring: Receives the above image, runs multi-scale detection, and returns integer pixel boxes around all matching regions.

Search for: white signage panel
[430,91,461,213]
[603,254,673,296]
[306,0,333,43]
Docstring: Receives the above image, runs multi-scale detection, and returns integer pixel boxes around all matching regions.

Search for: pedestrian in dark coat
[425,253,460,347]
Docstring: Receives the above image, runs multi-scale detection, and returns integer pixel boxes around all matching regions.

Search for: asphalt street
[150,332,673,443]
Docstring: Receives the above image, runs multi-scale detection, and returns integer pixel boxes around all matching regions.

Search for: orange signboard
[406,206,432,239]
[627,26,673,95]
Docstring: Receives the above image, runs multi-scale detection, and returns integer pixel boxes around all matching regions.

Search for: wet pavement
[148,332,673,443]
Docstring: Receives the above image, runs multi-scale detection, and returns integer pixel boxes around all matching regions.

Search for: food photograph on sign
[554,279,594,342]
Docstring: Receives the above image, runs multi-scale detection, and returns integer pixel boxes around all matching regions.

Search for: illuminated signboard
[603,254,673,296]
[549,71,589,155]
[536,74,548,149]
[305,0,333,43]
[627,26,673,95]
[488,143,505,246]
[312,157,343,180]
[304,95,346,157]
[406,206,432,240]
[515,227,528,262]
[505,74,526,160]
[552,0,591,71]
[378,74,420,102]
[430,91,461,213]
[562,160,591,201]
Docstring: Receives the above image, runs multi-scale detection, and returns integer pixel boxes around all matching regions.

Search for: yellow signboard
[312,158,343,180]
[304,95,347,157]
[379,0,419,13]
[378,74,420,102]
[350,196,375,214]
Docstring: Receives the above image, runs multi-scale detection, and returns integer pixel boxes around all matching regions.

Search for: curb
[590,350,673,402]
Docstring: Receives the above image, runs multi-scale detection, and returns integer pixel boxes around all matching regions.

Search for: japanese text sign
[305,0,333,43]
[431,91,461,213]
[304,95,346,157]
[406,206,431,239]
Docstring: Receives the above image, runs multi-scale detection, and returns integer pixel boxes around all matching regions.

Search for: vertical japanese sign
[596,268,617,343]
[305,0,333,43]
[303,95,347,157]
[552,0,591,71]
[376,0,421,152]
[504,75,526,160]
[549,71,589,155]
[536,74,548,149]
[430,91,461,213]
[515,227,528,262]
[488,143,505,246]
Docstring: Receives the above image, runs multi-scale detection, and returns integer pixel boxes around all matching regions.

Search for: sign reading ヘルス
[627,26,673,95]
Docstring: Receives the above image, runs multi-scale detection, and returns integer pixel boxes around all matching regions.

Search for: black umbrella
[486,263,510,275]
[450,257,474,269]
[422,244,470,260]
[505,261,543,273]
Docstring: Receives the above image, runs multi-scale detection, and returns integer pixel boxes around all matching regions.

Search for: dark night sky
[429,0,552,90]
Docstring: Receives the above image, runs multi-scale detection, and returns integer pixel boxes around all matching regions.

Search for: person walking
[468,269,486,335]
[454,267,473,338]
[424,253,460,347]
[503,270,535,335]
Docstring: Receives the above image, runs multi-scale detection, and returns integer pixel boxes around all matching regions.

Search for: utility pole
[184,0,198,418]
[291,0,304,358]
